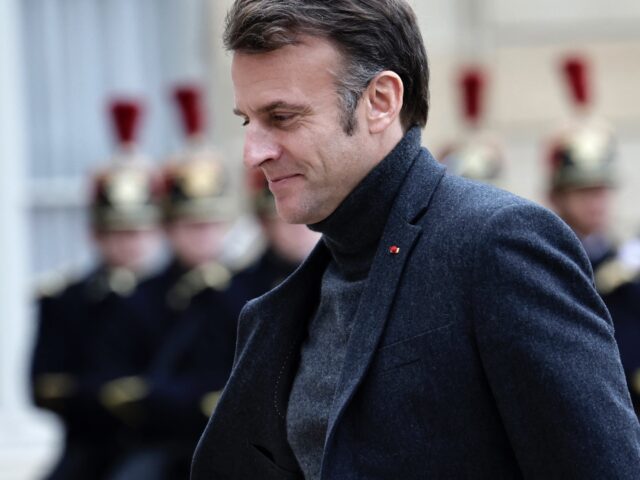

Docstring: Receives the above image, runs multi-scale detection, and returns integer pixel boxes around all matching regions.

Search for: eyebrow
[233,101,310,117]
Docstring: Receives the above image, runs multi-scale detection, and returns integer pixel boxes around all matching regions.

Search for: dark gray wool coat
[192,130,640,479]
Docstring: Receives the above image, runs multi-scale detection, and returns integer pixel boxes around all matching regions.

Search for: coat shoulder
[423,174,573,242]
[433,174,540,220]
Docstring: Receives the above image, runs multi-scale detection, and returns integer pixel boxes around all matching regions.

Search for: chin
[275,194,332,225]
[276,210,309,225]
[275,204,313,225]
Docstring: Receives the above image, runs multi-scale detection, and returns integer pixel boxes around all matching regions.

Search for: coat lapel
[226,241,330,448]
[233,238,331,389]
[323,149,446,455]
[196,242,331,477]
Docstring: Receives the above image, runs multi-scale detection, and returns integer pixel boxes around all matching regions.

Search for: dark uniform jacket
[129,259,243,444]
[192,136,640,479]
[236,248,300,301]
[590,244,640,415]
[31,266,153,478]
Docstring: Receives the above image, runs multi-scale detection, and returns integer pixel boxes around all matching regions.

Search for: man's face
[166,219,230,268]
[551,186,612,237]
[94,229,160,272]
[232,36,376,224]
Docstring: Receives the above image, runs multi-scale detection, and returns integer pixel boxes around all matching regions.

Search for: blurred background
[1,0,640,478]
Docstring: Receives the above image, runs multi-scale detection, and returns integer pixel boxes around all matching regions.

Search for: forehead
[231,36,343,110]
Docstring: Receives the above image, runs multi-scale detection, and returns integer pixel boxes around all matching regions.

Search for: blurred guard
[439,66,504,185]
[30,99,161,480]
[102,85,245,479]
[238,169,320,297]
[547,55,640,415]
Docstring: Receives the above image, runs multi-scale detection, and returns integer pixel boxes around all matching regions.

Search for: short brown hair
[224,0,429,135]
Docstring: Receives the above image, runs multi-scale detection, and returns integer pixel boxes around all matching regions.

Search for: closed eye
[271,113,297,124]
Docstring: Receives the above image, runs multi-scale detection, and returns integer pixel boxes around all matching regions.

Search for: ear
[363,71,404,134]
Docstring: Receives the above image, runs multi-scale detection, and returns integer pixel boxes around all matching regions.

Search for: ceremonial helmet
[90,99,161,231]
[439,66,504,184]
[161,85,233,222]
[547,55,616,191]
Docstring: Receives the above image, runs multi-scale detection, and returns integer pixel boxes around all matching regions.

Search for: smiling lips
[266,173,303,193]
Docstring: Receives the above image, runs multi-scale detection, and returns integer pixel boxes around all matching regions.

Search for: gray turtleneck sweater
[286,128,422,479]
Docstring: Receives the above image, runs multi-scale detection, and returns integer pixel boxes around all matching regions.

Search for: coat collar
[229,146,445,466]
[245,144,445,341]
[223,240,330,473]
[230,238,331,419]
[322,147,445,461]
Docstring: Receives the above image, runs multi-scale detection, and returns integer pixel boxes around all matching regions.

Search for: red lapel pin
[389,245,401,255]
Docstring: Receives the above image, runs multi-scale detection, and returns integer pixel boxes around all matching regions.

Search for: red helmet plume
[174,84,205,138]
[562,55,591,108]
[459,67,486,127]
[109,99,143,146]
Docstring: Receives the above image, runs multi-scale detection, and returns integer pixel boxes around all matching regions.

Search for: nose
[243,126,281,169]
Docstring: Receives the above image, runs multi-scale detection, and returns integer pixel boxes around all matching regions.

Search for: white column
[0,0,29,414]
[0,1,59,478]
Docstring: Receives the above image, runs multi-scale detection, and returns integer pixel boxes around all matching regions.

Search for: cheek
[100,238,140,264]
[199,231,218,250]
[193,226,227,253]
[564,196,584,217]
[594,195,610,214]
[579,195,605,218]
[102,241,120,260]
[169,230,191,253]
[129,236,154,256]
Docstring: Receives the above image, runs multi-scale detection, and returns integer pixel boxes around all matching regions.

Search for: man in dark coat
[192,1,640,478]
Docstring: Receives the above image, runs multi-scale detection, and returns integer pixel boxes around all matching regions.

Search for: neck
[365,123,406,176]
[309,126,422,277]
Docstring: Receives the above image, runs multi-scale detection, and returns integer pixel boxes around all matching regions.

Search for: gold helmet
[440,66,504,184]
[440,137,504,183]
[161,156,232,222]
[90,99,160,231]
[547,55,616,191]
[161,85,234,222]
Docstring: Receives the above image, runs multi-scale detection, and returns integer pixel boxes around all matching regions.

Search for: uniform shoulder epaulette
[218,218,266,275]
[106,267,138,297]
[200,262,232,290]
[200,390,223,417]
[34,373,77,400]
[593,243,640,295]
[34,271,73,300]
[167,262,232,311]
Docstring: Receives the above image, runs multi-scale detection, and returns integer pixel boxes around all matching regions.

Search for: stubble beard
[275,191,326,226]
